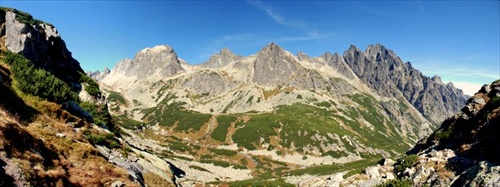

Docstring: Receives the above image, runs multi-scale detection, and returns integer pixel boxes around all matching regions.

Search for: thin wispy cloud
[276,31,333,42]
[213,33,255,45]
[247,0,286,25]
[247,0,306,28]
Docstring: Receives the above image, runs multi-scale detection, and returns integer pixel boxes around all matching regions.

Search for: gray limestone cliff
[0,8,84,89]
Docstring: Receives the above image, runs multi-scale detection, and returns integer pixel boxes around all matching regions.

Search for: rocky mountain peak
[136,45,176,58]
[432,75,443,84]
[219,47,234,56]
[320,51,333,60]
[252,42,306,87]
[200,47,242,68]
[365,43,386,54]
[346,44,362,54]
[87,67,110,81]
[102,44,185,85]
[257,42,287,57]
[297,51,310,61]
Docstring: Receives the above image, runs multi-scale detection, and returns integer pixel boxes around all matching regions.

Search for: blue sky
[1,1,499,95]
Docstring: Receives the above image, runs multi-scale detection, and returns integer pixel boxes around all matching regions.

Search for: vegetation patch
[208,148,238,157]
[142,95,211,132]
[394,154,419,175]
[211,115,237,142]
[214,178,294,187]
[107,91,126,105]
[288,158,379,176]
[376,179,413,187]
[2,51,78,103]
[113,115,143,130]
[79,73,101,97]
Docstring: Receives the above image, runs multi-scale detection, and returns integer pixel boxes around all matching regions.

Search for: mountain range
[93,39,467,183]
[3,7,497,187]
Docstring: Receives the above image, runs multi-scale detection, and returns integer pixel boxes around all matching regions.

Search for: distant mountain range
[92,41,467,183]
[97,43,466,125]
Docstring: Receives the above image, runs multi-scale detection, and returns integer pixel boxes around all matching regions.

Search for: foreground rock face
[1,8,84,88]
[403,80,500,186]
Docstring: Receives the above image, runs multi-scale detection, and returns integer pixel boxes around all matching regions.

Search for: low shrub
[394,154,419,174]
[376,179,413,187]
[2,51,78,103]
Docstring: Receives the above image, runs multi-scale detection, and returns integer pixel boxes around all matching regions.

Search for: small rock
[110,181,123,187]
[386,172,395,180]
[472,97,485,105]
[55,133,66,138]
[382,158,395,166]
[365,166,381,179]
[128,154,139,162]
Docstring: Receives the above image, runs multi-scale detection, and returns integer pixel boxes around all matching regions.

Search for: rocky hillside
[0,8,183,187]
[98,40,466,184]
[402,80,500,186]
[288,80,499,187]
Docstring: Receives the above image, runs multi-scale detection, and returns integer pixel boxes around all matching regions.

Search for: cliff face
[343,44,467,125]
[1,8,84,89]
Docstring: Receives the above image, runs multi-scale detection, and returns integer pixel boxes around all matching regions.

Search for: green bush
[211,115,237,142]
[109,141,121,148]
[79,73,101,97]
[108,91,126,104]
[376,179,413,187]
[2,51,78,103]
[435,129,453,139]
[394,154,419,174]
[79,102,117,134]
[88,134,106,145]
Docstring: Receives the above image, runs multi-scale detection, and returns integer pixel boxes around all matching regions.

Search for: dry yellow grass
[144,172,175,187]
[0,61,140,186]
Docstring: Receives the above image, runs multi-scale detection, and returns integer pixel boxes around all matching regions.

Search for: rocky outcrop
[96,146,146,186]
[343,44,467,124]
[1,8,84,89]
[398,80,500,186]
